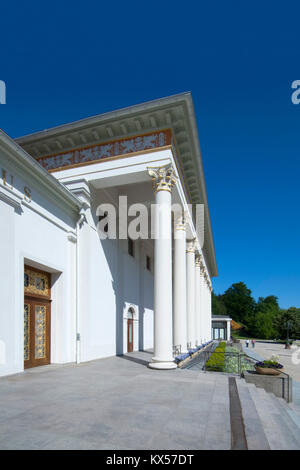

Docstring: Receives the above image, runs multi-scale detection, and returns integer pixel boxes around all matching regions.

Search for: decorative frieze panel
[36,129,172,172]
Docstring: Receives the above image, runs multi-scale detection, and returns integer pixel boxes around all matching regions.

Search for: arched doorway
[127,308,134,353]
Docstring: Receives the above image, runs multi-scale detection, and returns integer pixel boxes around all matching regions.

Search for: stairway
[236,377,300,450]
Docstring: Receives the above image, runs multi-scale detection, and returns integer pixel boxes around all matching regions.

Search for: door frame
[24,265,52,369]
[24,297,51,369]
[127,317,134,353]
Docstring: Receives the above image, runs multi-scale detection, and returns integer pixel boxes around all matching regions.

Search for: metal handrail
[268,366,291,403]
[173,345,181,356]
[203,349,292,402]
[247,358,291,402]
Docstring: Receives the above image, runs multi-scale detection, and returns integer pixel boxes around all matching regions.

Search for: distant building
[211,315,232,340]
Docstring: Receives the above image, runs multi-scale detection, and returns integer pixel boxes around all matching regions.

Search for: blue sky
[0,1,299,308]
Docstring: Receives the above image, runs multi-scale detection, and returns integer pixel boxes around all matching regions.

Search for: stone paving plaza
[0,351,231,450]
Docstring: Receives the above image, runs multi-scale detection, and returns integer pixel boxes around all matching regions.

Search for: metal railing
[202,350,256,375]
[268,367,292,403]
[173,345,181,356]
[203,349,292,401]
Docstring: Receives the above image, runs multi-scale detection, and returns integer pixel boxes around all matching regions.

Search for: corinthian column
[186,240,196,349]
[200,264,206,343]
[208,281,212,340]
[173,216,187,353]
[203,272,209,342]
[147,163,177,369]
[195,253,201,346]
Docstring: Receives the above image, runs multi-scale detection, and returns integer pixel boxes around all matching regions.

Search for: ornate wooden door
[24,267,51,369]
[127,318,133,353]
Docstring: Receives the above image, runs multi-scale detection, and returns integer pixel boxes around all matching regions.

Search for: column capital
[147,163,177,194]
[175,214,187,231]
[195,252,202,267]
[186,239,196,253]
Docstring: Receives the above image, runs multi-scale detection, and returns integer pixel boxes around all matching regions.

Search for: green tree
[256,295,279,309]
[250,296,279,339]
[216,282,299,340]
[221,282,256,324]
[211,292,227,316]
[273,307,300,340]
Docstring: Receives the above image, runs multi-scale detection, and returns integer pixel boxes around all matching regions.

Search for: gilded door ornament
[24,268,50,297]
[35,305,46,359]
[24,304,30,361]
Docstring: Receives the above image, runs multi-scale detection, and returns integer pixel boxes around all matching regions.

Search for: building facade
[0,93,217,377]
[211,316,232,341]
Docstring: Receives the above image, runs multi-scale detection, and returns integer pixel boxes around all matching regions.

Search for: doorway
[24,266,51,369]
[127,308,134,353]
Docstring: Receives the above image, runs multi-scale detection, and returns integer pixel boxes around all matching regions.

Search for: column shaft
[200,266,206,343]
[227,320,231,341]
[147,163,177,370]
[186,242,196,349]
[208,287,212,340]
[195,257,201,346]
[173,221,187,353]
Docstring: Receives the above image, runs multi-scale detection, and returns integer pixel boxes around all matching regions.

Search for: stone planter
[255,366,282,376]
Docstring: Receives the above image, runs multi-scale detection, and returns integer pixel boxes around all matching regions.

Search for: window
[35,276,45,291]
[128,307,134,319]
[146,255,151,271]
[128,238,134,257]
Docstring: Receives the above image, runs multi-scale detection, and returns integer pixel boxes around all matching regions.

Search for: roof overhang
[15,92,218,277]
[212,316,232,321]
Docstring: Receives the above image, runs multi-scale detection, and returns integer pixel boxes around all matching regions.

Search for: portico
[0,92,217,377]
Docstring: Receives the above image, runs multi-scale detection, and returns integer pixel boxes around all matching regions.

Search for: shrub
[205,341,226,371]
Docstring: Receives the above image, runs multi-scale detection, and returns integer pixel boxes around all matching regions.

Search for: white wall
[0,201,16,376]
[0,160,78,377]
[0,165,155,377]
[77,186,154,362]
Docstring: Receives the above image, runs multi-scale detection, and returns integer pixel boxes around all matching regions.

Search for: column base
[148,361,177,370]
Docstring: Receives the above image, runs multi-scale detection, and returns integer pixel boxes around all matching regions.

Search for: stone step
[235,378,270,450]
[247,383,300,450]
[267,392,300,446]
[288,402,300,415]
[246,382,300,441]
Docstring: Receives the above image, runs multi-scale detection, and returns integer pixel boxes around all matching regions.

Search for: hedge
[205,341,226,372]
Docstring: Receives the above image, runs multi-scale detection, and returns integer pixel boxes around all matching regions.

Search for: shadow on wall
[91,201,153,357]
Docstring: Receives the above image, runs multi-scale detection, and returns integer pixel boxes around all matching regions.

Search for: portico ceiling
[15,92,218,277]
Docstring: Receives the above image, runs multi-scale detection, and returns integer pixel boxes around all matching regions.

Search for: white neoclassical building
[0,92,217,377]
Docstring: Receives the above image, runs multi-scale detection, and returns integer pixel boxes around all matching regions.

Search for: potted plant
[255,355,284,376]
